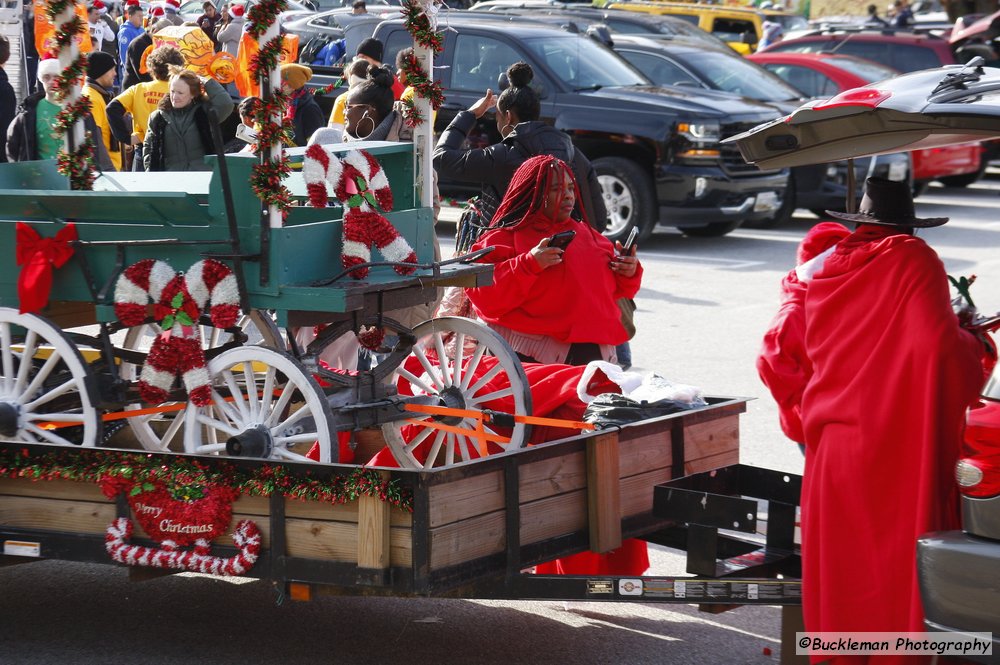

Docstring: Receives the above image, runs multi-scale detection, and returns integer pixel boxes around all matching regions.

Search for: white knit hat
[37,59,61,81]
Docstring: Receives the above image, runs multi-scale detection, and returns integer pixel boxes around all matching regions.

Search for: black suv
[354,16,789,241]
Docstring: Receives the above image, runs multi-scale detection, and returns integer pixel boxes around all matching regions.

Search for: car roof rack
[808,24,945,39]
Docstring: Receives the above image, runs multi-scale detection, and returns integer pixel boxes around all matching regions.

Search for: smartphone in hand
[621,226,639,255]
[548,230,576,250]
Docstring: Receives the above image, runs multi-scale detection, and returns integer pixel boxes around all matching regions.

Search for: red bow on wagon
[15,222,78,314]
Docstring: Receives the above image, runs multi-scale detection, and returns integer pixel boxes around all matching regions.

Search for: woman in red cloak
[465,154,641,367]
[759,178,987,664]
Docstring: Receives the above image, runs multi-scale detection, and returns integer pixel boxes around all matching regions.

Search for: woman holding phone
[466,155,640,366]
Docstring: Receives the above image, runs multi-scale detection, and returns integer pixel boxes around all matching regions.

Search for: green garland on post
[44,0,94,190]
[245,0,294,219]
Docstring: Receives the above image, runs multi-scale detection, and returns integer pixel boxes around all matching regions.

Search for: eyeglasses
[344,103,374,113]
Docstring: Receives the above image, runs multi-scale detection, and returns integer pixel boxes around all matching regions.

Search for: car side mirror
[586,24,614,47]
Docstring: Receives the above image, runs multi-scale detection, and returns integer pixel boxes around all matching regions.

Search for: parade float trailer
[0,142,800,617]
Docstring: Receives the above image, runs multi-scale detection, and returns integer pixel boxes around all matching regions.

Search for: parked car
[748,51,986,191]
[757,26,956,72]
[919,316,1000,664]
[605,1,807,54]
[283,6,398,48]
[466,4,735,51]
[349,15,790,240]
[613,35,911,223]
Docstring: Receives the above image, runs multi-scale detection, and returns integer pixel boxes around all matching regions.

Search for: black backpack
[299,36,331,65]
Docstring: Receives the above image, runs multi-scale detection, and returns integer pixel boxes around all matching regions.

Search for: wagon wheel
[381,317,532,469]
[183,345,336,463]
[119,310,283,452]
[0,308,101,446]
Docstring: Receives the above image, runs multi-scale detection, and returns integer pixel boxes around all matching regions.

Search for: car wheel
[937,159,988,188]
[594,156,656,244]
[744,176,796,229]
[679,221,740,238]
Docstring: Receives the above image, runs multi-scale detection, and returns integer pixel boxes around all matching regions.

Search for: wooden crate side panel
[518,450,586,503]
[231,495,271,516]
[390,526,412,567]
[282,518,413,567]
[428,470,504,528]
[0,477,109,502]
[520,490,587,545]
[617,430,671,479]
[686,449,740,477]
[0,495,115,534]
[620,468,673,518]
[283,497,411,527]
[285,518,359,561]
[428,511,505,570]
[683,415,740,463]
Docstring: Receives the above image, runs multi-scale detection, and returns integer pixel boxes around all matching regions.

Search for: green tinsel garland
[0,447,413,511]
[245,0,288,39]
[56,137,96,190]
[402,0,444,53]
[53,96,91,134]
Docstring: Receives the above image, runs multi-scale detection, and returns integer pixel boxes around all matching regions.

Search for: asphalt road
[2,173,999,664]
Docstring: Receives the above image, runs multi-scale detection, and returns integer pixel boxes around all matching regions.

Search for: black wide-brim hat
[826,176,949,228]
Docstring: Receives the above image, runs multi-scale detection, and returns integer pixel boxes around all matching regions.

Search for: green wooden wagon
[0,143,534,468]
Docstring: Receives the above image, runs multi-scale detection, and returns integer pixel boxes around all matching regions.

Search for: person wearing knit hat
[354,38,404,99]
[280,63,312,92]
[217,3,245,56]
[158,0,184,26]
[6,59,113,169]
[280,63,323,146]
[85,51,123,171]
[355,38,384,66]
[87,1,117,55]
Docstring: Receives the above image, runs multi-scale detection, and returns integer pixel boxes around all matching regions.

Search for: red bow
[15,223,78,314]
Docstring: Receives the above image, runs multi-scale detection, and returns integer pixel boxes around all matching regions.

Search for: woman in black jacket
[432,62,607,251]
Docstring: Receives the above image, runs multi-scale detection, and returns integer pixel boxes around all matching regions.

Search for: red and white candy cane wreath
[303,145,417,279]
[105,517,261,576]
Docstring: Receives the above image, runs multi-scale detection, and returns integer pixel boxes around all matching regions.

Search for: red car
[747,51,985,191]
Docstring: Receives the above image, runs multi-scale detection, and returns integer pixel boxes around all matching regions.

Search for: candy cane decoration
[114,259,241,406]
[303,145,417,280]
[105,518,261,576]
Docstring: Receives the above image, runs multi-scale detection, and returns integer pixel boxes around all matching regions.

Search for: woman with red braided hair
[467,155,641,366]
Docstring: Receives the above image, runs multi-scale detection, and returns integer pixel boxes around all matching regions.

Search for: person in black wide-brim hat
[825,176,949,229]
[756,174,991,643]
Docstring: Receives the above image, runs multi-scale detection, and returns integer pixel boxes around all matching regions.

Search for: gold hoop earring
[356,113,376,140]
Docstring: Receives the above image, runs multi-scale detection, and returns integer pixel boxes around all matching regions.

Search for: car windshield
[681,49,803,102]
[825,56,898,83]
[522,35,648,89]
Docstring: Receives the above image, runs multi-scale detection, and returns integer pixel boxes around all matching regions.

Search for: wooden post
[357,470,391,570]
[586,431,622,553]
